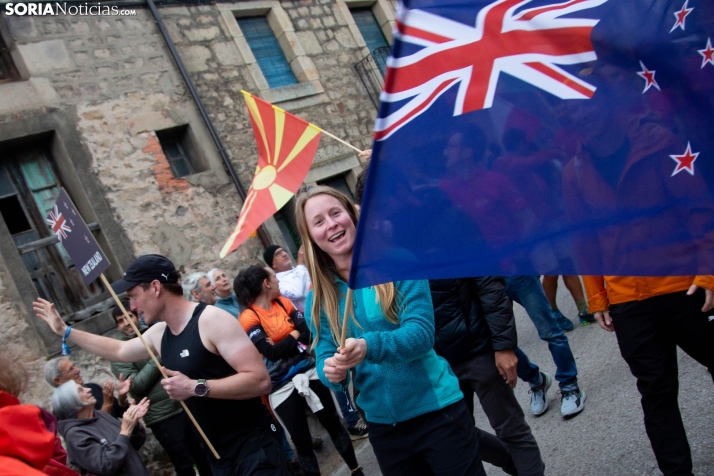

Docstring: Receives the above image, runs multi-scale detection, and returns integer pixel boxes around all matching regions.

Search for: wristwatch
[194,379,209,397]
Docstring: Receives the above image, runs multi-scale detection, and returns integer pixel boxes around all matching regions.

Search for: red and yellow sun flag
[220,91,322,258]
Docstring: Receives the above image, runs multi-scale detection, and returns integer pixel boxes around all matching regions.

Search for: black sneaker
[348,418,369,440]
[579,306,597,326]
[351,468,365,476]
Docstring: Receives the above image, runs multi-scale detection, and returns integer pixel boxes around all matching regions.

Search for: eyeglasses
[59,364,78,377]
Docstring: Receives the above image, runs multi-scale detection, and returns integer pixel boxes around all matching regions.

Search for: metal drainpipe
[146,0,272,249]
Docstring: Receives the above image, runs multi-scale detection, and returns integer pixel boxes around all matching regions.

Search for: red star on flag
[699,38,714,69]
[637,61,660,93]
[670,142,699,176]
[670,0,693,33]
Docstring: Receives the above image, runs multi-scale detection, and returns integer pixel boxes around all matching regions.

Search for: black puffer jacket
[430,277,516,367]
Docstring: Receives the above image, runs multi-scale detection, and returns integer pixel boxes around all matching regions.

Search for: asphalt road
[320,277,714,476]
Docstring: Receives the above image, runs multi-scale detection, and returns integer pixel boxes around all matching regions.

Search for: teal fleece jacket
[306,278,462,424]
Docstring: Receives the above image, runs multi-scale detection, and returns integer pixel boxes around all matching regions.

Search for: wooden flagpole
[320,130,364,155]
[99,274,220,460]
[339,288,354,348]
[251,91,364,155]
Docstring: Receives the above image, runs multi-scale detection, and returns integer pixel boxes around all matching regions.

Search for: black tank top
[161,302,275,464]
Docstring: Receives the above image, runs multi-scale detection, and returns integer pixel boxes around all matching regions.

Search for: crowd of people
[1,147,707,476]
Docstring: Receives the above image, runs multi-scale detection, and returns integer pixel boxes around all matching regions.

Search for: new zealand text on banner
[47,189,110,286]
[350,0,714,288]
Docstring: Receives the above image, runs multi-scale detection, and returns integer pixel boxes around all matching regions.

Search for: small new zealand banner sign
[47,189,110,286]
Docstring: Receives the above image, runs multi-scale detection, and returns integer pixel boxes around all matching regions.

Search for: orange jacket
[582,275,714,313]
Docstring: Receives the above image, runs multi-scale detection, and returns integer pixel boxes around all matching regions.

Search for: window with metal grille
[156,127,197,178]
[350,8,389,54]
[0,145,108,320]
[0,33,20,84]
[237,16,298,89]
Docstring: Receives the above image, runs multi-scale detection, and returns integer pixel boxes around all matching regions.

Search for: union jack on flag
[375,0,607,141]
[350,0,714,289]
[47,205,71,242]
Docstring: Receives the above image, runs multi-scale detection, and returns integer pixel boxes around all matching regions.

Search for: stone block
[184,26,221,42]
[0,78,60,115]
[196,14,216,25]
[179,45,213,72]
[268,7,295,34]
[295,31,323,55]
[93,48,115,60]
[72,21,91,34]
[96,20,113,32]
[17,39,75,74]
[275,31,300,63]
[130,111,176,135]
[212,41,242,66]
[163,6,191,16]
[335,28,357,48]
[290,55,319,82]
[323,16,336,28]
[73,51,90,65]
[41,20,70,35]
[6,16,37,38]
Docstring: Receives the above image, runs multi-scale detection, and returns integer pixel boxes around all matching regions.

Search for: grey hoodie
[58,409,149,476]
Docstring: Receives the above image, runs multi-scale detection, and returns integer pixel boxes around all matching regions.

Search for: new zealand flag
[350,0,714,288]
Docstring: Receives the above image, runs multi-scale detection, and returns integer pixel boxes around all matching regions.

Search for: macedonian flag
[219,91,322,258]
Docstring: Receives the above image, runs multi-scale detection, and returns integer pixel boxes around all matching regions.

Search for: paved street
[319,278,714,476]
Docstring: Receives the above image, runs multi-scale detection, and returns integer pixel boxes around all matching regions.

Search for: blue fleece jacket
[214,294,243,317]
[306,278,462,424]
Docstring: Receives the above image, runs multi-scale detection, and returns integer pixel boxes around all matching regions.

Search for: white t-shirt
[276,265,311,313]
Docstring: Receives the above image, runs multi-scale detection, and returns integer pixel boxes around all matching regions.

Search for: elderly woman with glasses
[52,381,150,476]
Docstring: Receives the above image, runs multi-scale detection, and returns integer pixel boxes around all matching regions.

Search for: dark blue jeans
[334,389,360,427]
[505,276,579,391]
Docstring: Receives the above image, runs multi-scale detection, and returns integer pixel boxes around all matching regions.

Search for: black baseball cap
[111,254,179,294]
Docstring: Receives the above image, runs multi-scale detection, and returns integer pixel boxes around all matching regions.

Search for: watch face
[195,382,208,397]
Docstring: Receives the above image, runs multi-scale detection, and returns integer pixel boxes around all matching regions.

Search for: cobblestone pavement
[316,278,714,476]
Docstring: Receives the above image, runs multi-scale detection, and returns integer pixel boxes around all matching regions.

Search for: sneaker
[529,371,552,416]
[348,418,369,440]
[351,468,365,476]
[553,309,574,332]
[560,388,586,418]
[579,307,597,326]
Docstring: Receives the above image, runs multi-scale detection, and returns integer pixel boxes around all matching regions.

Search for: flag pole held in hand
[43,189,219,459]
[99,274,220,459]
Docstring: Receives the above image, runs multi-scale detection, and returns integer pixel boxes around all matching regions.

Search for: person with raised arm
[34,254,287,476]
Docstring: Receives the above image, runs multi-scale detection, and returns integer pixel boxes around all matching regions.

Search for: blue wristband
[62,326,72,356]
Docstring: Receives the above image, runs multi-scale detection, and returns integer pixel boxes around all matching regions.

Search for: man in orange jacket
[586,275,714,476]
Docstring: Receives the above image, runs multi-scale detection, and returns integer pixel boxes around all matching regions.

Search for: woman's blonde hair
[295,185,399,348]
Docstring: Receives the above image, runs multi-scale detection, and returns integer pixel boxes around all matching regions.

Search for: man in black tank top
[34,254,288,476]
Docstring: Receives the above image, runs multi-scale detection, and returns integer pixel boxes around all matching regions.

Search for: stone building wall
[0,1,388,472]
